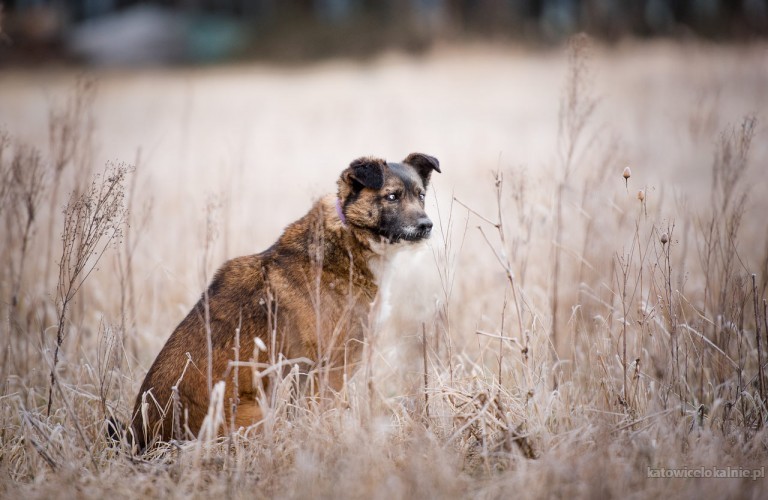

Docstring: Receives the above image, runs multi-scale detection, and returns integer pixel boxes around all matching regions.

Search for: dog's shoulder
[208,253,268,300]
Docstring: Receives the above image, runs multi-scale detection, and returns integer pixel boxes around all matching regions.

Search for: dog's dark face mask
[337,153,441,244]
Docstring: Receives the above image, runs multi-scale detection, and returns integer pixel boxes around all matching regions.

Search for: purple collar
[335,198,347,226]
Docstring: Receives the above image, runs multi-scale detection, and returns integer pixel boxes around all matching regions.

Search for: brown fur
[130,153,440,450]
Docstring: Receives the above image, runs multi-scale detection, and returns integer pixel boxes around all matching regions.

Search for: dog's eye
[385,193,399,202]
[418,192,426,201]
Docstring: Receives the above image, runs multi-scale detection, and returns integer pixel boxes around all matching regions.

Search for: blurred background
[1,0,767,66]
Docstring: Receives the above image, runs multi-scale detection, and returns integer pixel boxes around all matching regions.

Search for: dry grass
[2,40,768,498]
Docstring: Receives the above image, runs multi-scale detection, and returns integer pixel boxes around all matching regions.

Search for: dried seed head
[660,232,669,245]
[637,190,645,202]
[622,166,631,191]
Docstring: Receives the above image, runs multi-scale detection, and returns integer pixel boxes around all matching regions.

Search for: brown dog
[130,153,440,450]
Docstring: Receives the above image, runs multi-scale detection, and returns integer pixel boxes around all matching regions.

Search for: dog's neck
[335,198,347,226]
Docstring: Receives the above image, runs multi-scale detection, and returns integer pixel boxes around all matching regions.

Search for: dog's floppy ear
[403,153,441,187]
[342,157,385,191]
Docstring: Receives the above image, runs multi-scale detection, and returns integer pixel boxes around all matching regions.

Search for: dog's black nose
[416,217,433,233]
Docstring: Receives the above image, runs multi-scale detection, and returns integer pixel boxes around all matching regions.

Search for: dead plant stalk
[47,164,129,415]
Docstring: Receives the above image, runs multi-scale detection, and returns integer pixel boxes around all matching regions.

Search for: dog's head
[337,153,441,244]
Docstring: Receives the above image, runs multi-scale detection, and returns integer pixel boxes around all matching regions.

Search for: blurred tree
[2,0,767,65]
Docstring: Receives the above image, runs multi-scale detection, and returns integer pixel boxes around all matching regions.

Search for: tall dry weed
[551,33,599,358]
[47,163,131,415]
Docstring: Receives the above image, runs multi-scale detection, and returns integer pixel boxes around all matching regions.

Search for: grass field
[2,39,768,498]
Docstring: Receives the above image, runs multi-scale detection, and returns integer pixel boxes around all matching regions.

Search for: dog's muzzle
[381,217,433,243]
